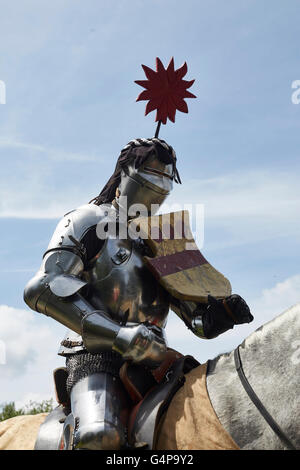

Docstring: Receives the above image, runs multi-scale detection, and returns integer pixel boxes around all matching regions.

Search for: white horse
[1,304,299,450]
[157,303,300,450]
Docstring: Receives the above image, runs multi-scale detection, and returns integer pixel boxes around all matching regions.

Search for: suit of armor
[24,138,253,450]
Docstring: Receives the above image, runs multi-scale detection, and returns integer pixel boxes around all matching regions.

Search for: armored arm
[24,248,92,335]
[23,205,103,335]
[24,205,166,366]
[170,294,253,339]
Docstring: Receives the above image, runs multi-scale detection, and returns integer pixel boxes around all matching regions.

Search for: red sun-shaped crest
[135,57,196,125]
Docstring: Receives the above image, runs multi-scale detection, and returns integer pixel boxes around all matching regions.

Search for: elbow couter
[23,273,48,312]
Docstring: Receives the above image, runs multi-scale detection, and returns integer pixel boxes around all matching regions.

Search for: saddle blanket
[0,363,239,450]
[0,413,48,450]
[155,363,239,450]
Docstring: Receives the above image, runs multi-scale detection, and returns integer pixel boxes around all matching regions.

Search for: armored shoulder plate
[45,203,116,260]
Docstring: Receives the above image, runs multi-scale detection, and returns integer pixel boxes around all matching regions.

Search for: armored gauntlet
[113,324,167,367]
[81,311,167,367]
[198,294,254,339]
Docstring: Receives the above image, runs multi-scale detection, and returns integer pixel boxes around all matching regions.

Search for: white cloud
[0,305,65,405]
[162,169,300,249]
[166,274,300,363]
[15,392,55,411]
[1,165,300,250]
[0,138,98,162]
[0,136,105,219]
[0,305,63,379]
[163,170,300,219]
[1,274,299,404]
[250,274,300,321]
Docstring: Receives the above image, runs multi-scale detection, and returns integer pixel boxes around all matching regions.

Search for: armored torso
[55,203,170,355]
[84,235,170,328]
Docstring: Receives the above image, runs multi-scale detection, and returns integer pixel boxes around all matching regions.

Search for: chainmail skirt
[66,350,125,394]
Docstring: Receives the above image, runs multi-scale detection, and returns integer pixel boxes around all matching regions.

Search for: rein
[234,346,296,450]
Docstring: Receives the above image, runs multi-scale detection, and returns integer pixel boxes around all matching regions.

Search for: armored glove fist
[200,294,253,339]
[81,311,167,367]
[113,324,167,368]
[221,294,254,324]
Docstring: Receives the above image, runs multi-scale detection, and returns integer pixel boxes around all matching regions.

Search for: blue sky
[0,0,300,406]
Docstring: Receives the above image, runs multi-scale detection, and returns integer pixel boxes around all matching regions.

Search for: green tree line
[0,399,54,422]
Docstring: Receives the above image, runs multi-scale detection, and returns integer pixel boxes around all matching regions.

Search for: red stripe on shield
[148,250,208,277]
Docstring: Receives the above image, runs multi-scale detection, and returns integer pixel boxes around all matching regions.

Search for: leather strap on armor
[119,349,184,404]
[127,354,200,449]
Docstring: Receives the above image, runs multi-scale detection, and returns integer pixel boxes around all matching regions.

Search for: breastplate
[83,236,170,328]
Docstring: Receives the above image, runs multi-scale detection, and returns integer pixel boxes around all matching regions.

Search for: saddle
[122,350,200,449]
[35,350,199,450]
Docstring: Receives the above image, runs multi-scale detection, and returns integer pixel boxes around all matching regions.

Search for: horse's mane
[239,302,299,352]
[210,302,300,366]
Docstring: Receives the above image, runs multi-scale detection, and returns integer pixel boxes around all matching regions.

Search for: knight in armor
[24,138,253,450]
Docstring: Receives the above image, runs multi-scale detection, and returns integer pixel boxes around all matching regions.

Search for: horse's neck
[206,304,300,449]
[238,303,300,381]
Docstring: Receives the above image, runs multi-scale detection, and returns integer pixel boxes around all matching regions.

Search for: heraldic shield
[129,211,232,303]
